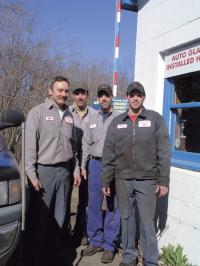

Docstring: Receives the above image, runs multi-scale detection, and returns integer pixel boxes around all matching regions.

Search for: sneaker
[101,250,115,263]
[82,245,103,256]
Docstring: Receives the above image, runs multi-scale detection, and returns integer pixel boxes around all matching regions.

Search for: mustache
[59,97,67,100]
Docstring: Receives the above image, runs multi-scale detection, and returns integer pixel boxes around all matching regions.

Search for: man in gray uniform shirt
[68,83,96,245]
[25,76,81,266]
[82,84,120,264]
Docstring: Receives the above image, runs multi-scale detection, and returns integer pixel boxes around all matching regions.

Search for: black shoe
[82,245,103,256]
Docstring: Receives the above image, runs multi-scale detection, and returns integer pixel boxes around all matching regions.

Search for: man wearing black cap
[81,84,120,264]
[102,81,171,266]
[68,84,96,245]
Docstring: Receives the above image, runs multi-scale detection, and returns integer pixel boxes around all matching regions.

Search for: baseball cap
[127,81,145,95]
[72,81,89,94]
[97,84,113,97]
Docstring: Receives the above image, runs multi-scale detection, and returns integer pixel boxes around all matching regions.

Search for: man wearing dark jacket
[102,82,171,266]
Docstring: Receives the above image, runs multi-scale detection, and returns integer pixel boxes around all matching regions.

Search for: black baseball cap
[127,81,145,95]
[97,84,113,97]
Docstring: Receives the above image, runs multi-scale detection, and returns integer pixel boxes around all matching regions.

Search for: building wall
[135,0,200,111]
[134,0,200,265]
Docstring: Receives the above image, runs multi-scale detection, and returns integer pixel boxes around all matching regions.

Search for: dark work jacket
[102,107,171,187]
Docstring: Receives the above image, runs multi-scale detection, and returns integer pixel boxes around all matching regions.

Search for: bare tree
[0,1,69,161]
[0,0,133,163]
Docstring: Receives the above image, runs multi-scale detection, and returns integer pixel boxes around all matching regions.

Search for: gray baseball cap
[72,81,89,94]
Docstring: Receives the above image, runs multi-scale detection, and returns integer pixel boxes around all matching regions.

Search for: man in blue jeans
[81,84,120,264]
[102,82,171,266]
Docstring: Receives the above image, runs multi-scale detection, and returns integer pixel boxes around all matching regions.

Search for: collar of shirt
[69,104,96,116]
[72,103,88,118]
[122,107,146,121]
[45,98,68,111]
[99,108,113,116]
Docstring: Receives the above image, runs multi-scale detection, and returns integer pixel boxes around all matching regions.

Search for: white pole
[21,122,26,231]
[113,0,121,97]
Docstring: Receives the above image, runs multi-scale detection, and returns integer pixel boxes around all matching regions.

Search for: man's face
[98,91,113,111]
[127,91,145,113]
[73,90,89,109]
[48,81,69,108]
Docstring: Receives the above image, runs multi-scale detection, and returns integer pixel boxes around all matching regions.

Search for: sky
[30,0,137,70]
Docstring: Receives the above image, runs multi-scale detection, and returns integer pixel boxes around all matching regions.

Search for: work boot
[101,250,115,263]
[119,262,135,266]
[82,245,103,256]
[80,236,88,246]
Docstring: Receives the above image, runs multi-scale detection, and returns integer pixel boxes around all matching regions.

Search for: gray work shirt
[81,109,119,170]
[69,105,97,165]
[25,98,77,180]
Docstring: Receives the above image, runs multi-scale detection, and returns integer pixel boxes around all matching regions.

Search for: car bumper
[0,204,21,265]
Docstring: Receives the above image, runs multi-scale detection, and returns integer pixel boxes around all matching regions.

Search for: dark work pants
[26,163,72,266]
[63,175,88,240]
[73,178,88,236]
[87,159,120,251]
[116,179,158,266]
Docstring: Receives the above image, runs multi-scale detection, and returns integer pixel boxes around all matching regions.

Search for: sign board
[91,101,100,110]
[165,43,200,78]
[91,98,128,113]
[112,97,128,113]
[121,0,138,11]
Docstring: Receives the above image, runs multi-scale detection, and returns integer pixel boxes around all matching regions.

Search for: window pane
[173,108,200,153]
[172,71,200,103]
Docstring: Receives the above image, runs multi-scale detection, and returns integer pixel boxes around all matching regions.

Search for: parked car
[0,110,25,265]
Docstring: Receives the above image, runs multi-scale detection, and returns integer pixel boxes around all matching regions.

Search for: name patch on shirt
[90,124,96,128]
[138,120,151,127]
[65,116,73,124]
[117,124,127,129]
[46,116,54,121]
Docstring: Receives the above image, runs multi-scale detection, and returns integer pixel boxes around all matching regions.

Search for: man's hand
[73,174,81,187]
[155,185,169,198]
[81,169,87,180]
[102,187,111,197]
[30,177,43,191]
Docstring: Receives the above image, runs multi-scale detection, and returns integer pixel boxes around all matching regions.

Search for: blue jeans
[87,159,120,251]
[116,178,159,266]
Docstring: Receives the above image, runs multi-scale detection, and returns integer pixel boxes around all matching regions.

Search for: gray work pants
[27,162,72,266]
[116,178,158,266]
[37,163,72,227]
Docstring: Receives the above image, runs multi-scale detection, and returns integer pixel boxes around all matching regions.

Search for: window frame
[163,78,200,171]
